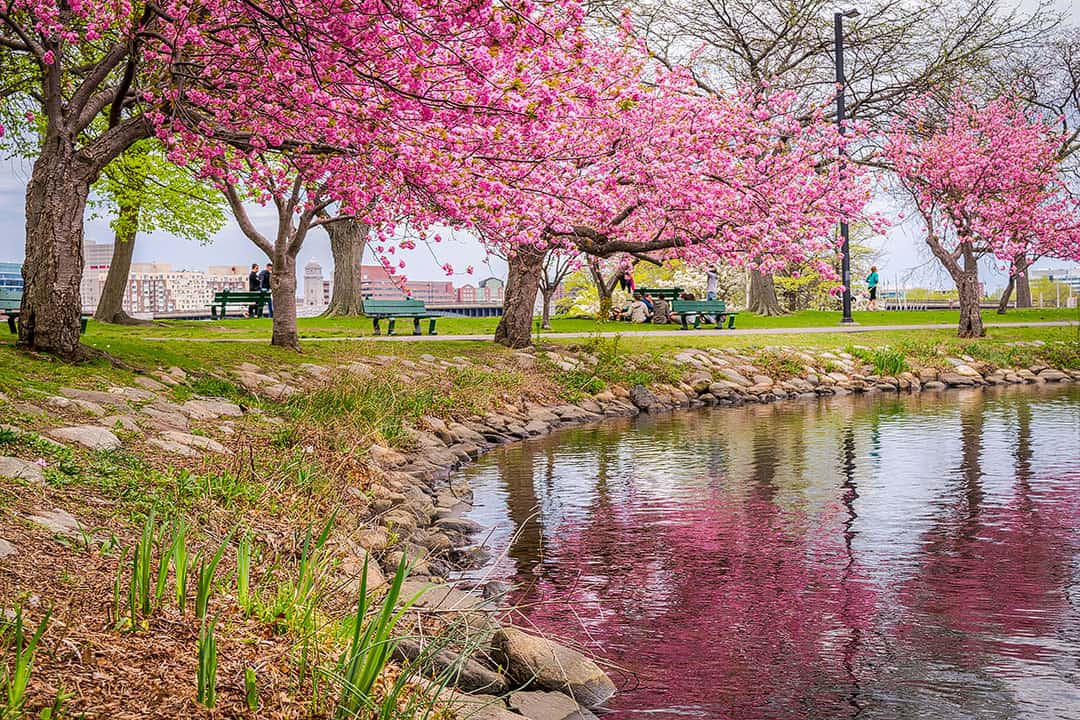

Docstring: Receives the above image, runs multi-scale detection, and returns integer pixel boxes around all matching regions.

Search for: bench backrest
[638,287,682,300]
[672,299,727,313]
[363,298,428,314]
[0,288,22,311]
[213,290,269,302]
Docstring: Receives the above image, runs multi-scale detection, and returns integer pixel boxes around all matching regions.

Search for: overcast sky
[2,0,1079,290]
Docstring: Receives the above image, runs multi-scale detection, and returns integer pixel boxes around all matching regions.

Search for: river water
[456,384,1080,720]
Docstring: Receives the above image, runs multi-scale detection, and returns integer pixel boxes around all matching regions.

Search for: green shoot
[195,532,232,621]
[1,607,51,718]
[196,617,218,708]
[333,553,418,718]
[244,667,258,710]
[236,532,252,614]
[172,520,189,614]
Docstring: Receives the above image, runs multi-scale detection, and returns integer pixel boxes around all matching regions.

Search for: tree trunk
[94,198,149,325]
[322,219,370,316]
[540,289,554,329]
[747,269,785,315]
[1014,254,1032,308]
[495,246,545,348]
[19,138,95,359]
[271,252,300,349]
[588,263,616,321]
[997,274,1015,315]
[956,249,984,338]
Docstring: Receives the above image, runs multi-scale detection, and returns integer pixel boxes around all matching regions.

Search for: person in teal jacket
[866,266,880,310]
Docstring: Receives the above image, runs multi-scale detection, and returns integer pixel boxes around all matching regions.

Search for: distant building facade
[0,262,22,293]
[1031,267,1080,294]
[78,240,247,313]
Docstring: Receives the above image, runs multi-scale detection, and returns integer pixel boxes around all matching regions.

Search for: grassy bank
[1,316,1078,718]
[45,306,1080,342]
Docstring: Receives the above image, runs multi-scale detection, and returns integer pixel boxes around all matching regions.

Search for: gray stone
[0,456,44,483]
[58,387,127,407]
[342,551,387,592]
[140,406,189,430]
[133,376,168,392]
[26,508,81,535]
[493,627,616,708]
[12,402,46,417]
[182,399,243,419]
[551,405,599,422]
[923,381,947,390]
[110,386,157,403]
[370,444,408,468]
[102,415,141,432]
[401,580,490,612]
[436,517,483,535]
[0,538,15,559]
[395,640,509,695]
[148,439,200,458]
[509,690,599,720]
[1038,369,1068,382]
[628,385,659,411]
[449,423,487,445]
[160,430,228,454]
[46,396,106,416]
[47,425,121,450]
[940,372,976,387]
[523,419,550,436]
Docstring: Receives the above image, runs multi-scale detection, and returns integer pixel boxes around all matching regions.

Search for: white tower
[303,260,324,307]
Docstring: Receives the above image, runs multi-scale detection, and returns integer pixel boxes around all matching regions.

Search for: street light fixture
[835,8,859,324]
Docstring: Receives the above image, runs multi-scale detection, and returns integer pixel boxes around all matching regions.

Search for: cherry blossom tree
[885,94,1080,337]
[446,62,876,347]
[0,0,593,358]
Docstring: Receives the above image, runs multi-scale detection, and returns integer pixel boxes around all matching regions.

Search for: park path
[141,320,1078,343]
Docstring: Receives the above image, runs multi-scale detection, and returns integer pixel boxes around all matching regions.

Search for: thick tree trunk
[1014,254,1032,308]
[956,249,984,338]
[271,252,300,349]
[540,289,554,329]
[997,275,1015,315]
[495,246,545,348]
[322,219,370,316]
[747,269,785,315]
[19,138,95,359]
[94,198,149,325]
[588,263,617,321]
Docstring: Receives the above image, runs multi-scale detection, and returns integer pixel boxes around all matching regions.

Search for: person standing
[866,265,880,311]
[247,263,260,318]
[259,262,273,318]
[705,266,719,301]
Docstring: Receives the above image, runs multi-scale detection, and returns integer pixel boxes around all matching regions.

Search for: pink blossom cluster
[886,94,1080,265]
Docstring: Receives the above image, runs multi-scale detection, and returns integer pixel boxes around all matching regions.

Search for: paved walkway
[142,320,1077,343]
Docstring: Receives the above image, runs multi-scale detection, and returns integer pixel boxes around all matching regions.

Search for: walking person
[247,263,260,317]
[866,265,880,311]
[259,262,273,318]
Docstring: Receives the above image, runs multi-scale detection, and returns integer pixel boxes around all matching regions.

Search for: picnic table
[362,298,440,336]
[211,290,271,319]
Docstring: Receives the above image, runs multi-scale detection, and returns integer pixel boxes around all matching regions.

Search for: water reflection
[458,385,1080,719]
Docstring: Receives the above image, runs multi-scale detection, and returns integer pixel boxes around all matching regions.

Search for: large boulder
[394,639,509,695]
[492,627,616,708]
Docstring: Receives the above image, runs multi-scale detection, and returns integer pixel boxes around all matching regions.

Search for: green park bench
[637,286,683,302]
[1,289,88,334]
[362,298,439,336]
[671,299,738,330]
[211,290,271,319]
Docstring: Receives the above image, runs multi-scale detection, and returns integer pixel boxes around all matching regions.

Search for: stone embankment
[2,342,1076,720]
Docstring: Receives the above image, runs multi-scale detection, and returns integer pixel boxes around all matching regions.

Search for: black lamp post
[835,8,859,324]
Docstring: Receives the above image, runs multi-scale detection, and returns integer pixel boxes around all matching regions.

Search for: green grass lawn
[48,306,1080,344]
